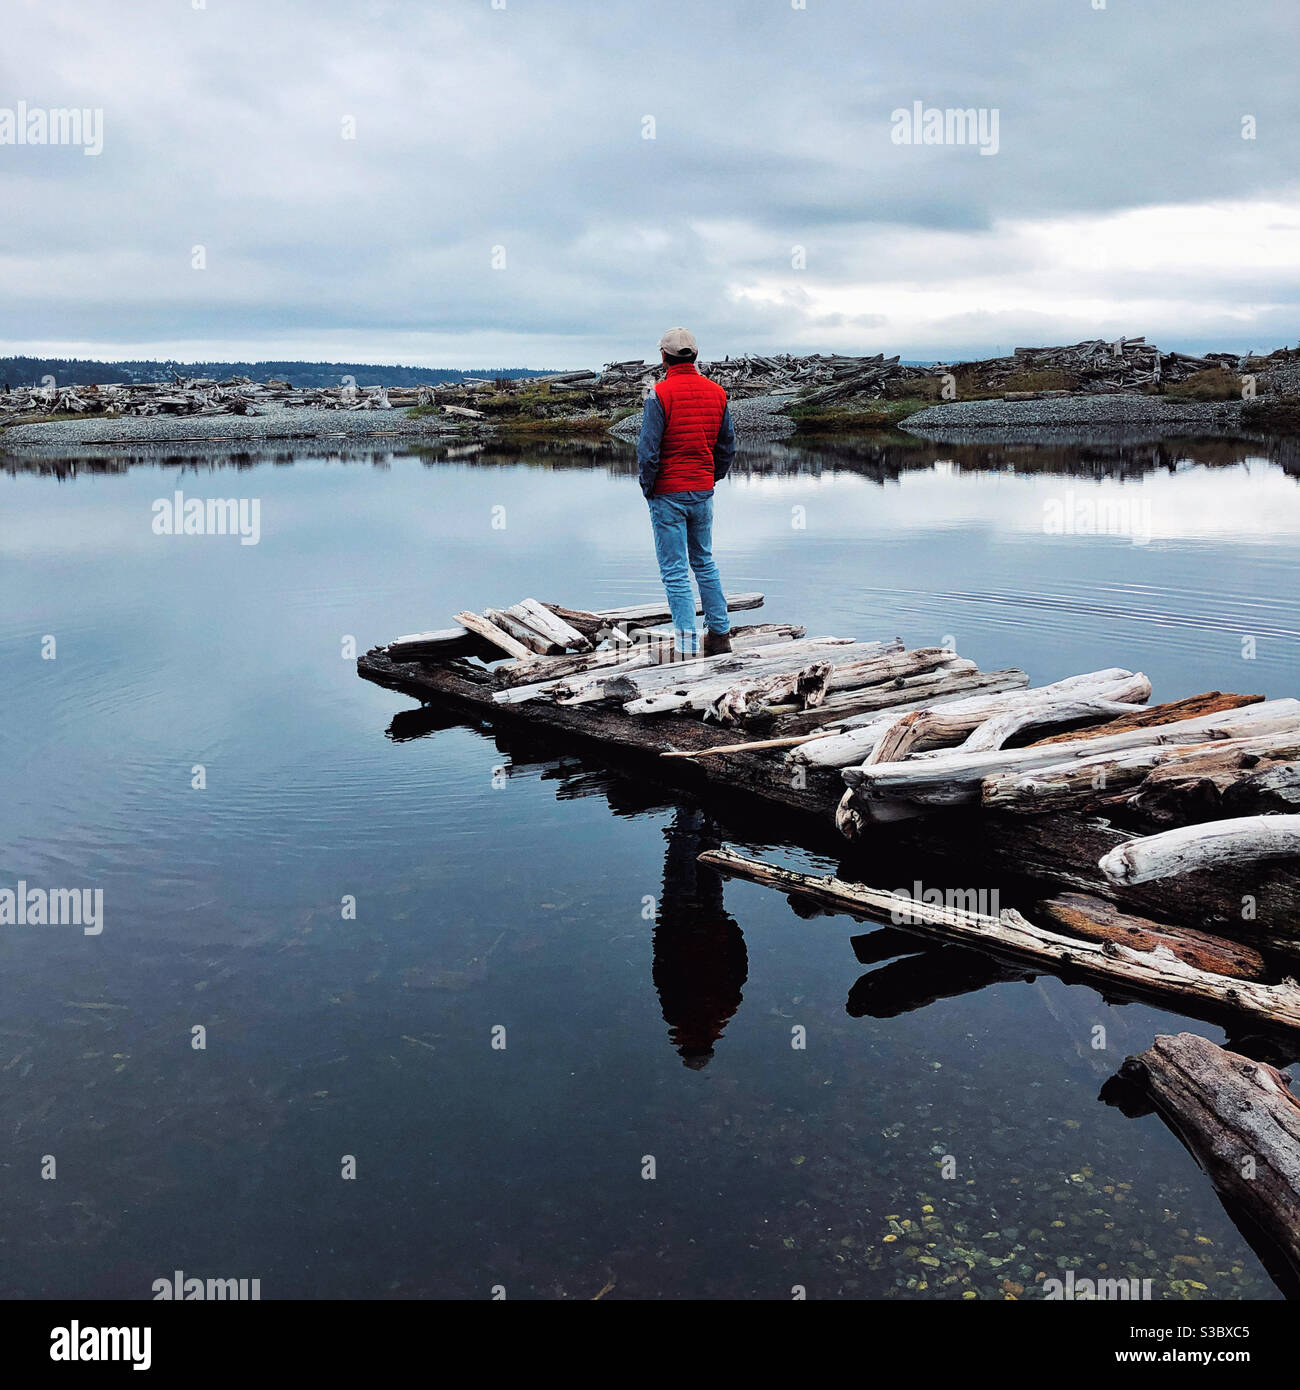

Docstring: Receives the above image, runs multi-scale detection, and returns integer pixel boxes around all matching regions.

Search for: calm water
[2,429,1298,1300]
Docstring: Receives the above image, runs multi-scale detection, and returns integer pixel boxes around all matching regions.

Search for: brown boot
[702,628,732,656]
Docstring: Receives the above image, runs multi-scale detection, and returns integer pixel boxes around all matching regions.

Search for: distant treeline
[0,357,565,389]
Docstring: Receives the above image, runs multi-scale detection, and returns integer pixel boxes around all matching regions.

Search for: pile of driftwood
[592,352,914,402]
[7,338,1297,428]
[0,378,441,422]
[956,337,1255,395]
[426,606,1009,731]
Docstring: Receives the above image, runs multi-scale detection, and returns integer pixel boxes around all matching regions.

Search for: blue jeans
[647,490,730,653]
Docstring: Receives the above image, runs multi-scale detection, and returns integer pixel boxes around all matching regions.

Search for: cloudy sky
[1,0,1296,368]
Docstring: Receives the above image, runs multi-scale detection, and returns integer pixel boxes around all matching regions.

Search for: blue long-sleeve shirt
[637,392,735,499]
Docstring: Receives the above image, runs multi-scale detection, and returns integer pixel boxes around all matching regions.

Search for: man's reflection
[652,807,749,1069]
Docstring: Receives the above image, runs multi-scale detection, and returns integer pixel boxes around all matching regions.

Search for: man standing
[637,328,736,657]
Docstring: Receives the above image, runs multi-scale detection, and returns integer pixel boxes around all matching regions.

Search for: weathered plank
[1037,892,1266,980]
[1029,691,1265,746]
[484,607,563,656]
[452,610,533,661]
[505,599,592,652]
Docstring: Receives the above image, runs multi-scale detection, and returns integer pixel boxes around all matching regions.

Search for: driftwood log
[784,670,1033,757]
[860,669,1151,767]
[984,728,1300,816]
[1029,691,1264,745]
[843,699,1300,812]
[698,848,1300,1031]
[1115,1032,1300,1295]
[1099,815,1300,886]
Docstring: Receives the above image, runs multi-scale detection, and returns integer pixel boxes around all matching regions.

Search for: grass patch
[999,369,1079,393]
[1162,368,1242,402]
[494,414,615,437]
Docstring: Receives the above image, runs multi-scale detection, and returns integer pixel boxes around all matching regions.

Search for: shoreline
[0,387,1291,458]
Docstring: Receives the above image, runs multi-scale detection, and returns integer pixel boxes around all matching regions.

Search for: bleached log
[1099,815,1300,886]
[1117,1034,1300,1290]
[494,644,647,691]
[704,662,833,725]
[1029,691,1264,747]
[495,629,840,707]
[959,697,1148,753]
[870,670,1149,764]
[762,654,972,713]
[843,700,1300,809]
[505,599,592,652]
[452,610,532,661]
[697,849,1300,1031]
[483,608,564,656]
[618,643,866,715]
[602,639,864,710]
[804,671,1143,769]
[775,668,1030,738]
[982,729,1300,813]
[494,622,806,694]
[812,646,963,692]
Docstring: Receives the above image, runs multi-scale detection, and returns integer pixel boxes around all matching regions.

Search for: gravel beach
[0,403,460,456]
[902,396,1245,431]
[1,387,1267,460]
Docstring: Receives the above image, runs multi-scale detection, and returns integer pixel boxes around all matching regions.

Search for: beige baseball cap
[658,327,698,355]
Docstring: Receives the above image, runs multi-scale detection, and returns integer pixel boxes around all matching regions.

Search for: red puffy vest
[652,363,728,494]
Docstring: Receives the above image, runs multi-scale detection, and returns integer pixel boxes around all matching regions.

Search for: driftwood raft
[360,589,1300,967]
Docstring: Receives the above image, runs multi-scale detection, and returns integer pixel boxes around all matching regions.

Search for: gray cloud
[0,0,1296,366]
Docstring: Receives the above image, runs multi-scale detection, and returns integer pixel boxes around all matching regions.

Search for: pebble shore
[0,403,459,455]
[903,396,1245,430]
[0,386,1269,458]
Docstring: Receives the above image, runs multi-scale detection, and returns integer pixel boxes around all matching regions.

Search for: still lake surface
[2,428,1298,1299]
